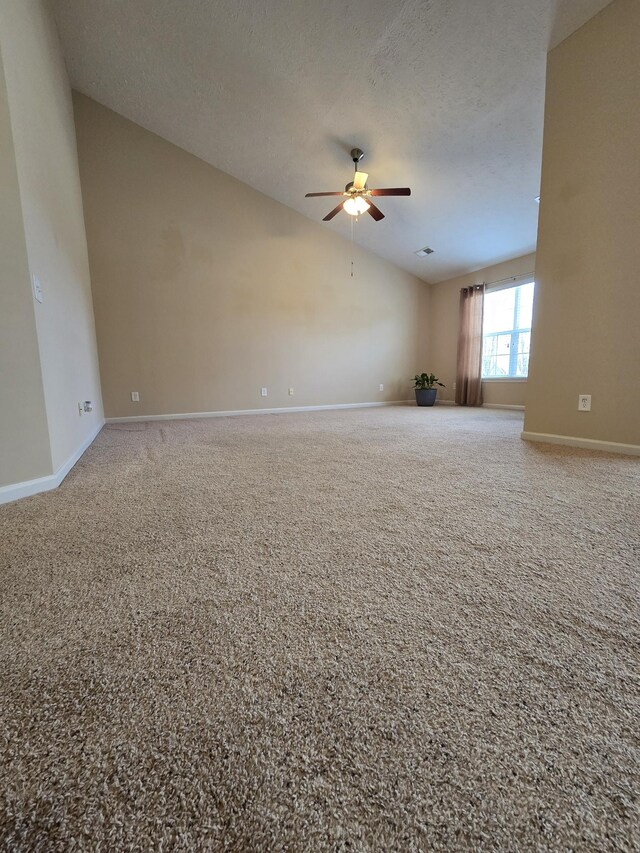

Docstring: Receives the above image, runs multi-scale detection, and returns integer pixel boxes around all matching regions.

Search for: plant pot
[415,388,438,407]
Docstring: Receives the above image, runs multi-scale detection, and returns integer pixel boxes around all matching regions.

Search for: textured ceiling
[51,0,610,283]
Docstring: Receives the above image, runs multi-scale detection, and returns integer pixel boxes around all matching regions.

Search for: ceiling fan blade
[305,191,345,197]
[353,171,368,190]
[366,200,385,221]
[368,187,412,196]
[323,202,346,221]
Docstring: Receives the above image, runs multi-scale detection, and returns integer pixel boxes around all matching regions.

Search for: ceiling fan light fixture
[343,196,370,216]
[305,148,410,223]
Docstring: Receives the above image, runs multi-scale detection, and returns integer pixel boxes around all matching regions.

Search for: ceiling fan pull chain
[351,216,355,277]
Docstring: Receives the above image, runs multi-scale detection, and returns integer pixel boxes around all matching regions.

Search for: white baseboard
[435,400,524,410]
[484,403,525,411]
[521,430,640,457]
[105,400,414,423]
[0,421,105,506]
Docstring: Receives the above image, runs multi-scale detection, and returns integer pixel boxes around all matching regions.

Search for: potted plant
[413,372,445,406]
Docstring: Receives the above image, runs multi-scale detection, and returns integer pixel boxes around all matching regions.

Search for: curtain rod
[460,272,534,292]
[483,272,534,287]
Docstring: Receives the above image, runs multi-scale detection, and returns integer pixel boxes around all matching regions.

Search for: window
[482,281,534,379]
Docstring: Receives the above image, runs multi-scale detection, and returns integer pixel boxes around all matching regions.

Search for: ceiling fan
[305,148,411,222]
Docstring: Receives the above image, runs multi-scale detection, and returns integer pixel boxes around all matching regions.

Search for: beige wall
[0,0,103,476]
[417,283,432,373]
[525,0,640,447]
[428,254,536,406]
[73,95,428,418]
[0,45,52,487]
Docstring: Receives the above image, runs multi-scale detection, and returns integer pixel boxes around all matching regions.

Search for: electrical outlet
[32,274,43,303]
[131,391,140,402]
[379,384,384,392]
[452,382,456,391]
[83,401,93,413]
[578,394,591,412]
[288,387,294,396]
[261,387,268,397]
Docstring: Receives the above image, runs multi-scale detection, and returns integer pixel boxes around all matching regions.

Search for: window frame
[481,279,535,381]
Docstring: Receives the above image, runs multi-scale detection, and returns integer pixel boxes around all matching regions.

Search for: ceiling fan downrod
[350,148,365,170]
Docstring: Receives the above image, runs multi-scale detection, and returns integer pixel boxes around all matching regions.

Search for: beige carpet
[1,406,638,850]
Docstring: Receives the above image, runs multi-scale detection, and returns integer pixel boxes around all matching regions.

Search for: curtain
[455,284,484,406]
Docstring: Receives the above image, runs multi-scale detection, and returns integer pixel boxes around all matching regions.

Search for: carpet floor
[1,406,638,851]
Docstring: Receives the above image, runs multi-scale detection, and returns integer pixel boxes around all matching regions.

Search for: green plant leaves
[412,372,445,389]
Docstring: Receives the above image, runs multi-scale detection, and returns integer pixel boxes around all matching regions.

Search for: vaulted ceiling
[51,0,611,282]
